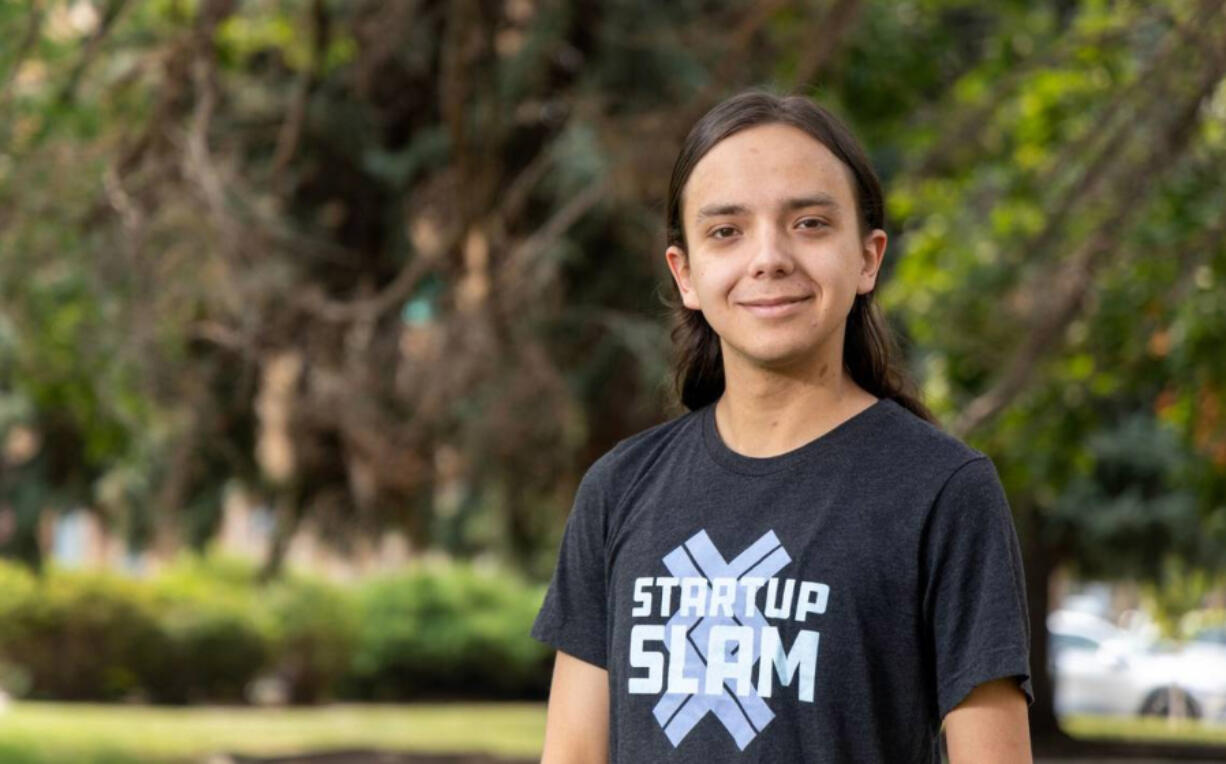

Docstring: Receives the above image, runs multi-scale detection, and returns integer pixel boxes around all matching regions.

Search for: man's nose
[747,224,796,276]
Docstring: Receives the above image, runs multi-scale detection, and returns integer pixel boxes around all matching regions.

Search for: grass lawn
[0,701,547,764]
[2,702,1226,763]
[1062,713,1226,745]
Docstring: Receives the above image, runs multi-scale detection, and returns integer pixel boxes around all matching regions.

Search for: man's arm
[943,678,1033,763]
[540,649,609,763]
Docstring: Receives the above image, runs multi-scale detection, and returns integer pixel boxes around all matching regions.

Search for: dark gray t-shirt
[531,396,1034,762]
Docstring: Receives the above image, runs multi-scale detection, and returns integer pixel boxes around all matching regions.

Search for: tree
[3,3,1226,754]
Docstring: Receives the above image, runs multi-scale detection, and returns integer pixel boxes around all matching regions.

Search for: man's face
[665,123,886,373]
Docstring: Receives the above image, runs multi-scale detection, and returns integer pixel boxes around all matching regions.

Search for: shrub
[0,560,39,697]
[145,554,275,703]
[0,565,167,701]
[0,552,554,703]
[346,559,553,700]
[265,575,358,703]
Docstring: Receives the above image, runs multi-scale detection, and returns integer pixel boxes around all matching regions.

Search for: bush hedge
[0,553,553,704]
[346,560,553,700]
[0,568,166,701]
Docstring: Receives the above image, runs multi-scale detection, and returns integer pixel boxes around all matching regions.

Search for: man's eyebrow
[694,193,841,222]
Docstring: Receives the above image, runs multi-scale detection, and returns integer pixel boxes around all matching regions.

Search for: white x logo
[650,528,791,750]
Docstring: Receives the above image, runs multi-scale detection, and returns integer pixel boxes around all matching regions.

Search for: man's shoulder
[582,406,701,491]
[876,398,988,477]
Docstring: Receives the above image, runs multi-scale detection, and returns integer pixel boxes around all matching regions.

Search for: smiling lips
[741,295,812,306]
[740,294,813,317]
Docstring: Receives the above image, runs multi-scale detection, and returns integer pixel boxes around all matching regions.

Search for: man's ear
[857,228,887,295]
[665,245,701,310]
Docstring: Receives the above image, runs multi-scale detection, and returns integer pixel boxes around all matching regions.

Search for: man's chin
[731,343,824,373]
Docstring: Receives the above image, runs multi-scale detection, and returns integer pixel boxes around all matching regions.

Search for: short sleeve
[530,454,613,669]
[921,456,1034,721]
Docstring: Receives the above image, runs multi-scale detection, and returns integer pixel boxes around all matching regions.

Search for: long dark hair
[662,87,937,425]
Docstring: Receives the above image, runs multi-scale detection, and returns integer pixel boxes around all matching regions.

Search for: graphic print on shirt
[626,528,830,751]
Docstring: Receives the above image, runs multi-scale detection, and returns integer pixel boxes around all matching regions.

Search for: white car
[1048,609,1226,722]
[1191,625,1226,651]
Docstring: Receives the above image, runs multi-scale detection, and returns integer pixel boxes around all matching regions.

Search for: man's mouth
[740,295,813,316]
[741,295,812,307]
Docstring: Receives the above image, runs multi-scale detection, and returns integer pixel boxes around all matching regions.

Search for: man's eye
[710,226,737,239]
[799,218,828,230]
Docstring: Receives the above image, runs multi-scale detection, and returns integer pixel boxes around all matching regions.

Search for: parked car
[1190,625,1226,650]
[1048,608,1226,723]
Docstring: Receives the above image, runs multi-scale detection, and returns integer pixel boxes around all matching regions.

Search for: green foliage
[348,559,552,700]
[265,574,359,703]
[1182,606,1226,639]
[0,560,38,697]
[0,562,167,701]
[145,555,275,703]
[876,0,1226,608]
[0,552,551,703]
[1,0,1225,622]
[1140,558,1226,639]
[1047,413,1207,581]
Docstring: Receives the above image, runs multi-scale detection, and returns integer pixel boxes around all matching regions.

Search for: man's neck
[714,346,878,459]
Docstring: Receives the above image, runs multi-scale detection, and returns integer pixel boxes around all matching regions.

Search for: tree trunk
[503,473,536,572]
[258,491,302,584]
[1018,497,1076,747]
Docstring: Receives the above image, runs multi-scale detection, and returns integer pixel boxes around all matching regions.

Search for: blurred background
[1,0,1225,762]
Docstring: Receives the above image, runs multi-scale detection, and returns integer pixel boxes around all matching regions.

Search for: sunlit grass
[1062,713,1226,745]
[4,702,1226,764]
[0,701,547,764]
